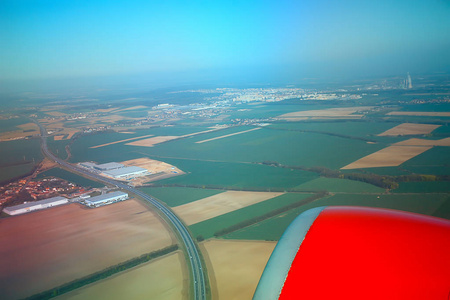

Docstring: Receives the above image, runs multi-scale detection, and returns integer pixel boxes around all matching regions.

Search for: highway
[36,122,206,300]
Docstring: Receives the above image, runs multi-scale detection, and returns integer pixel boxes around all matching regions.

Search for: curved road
[37,122,206,300]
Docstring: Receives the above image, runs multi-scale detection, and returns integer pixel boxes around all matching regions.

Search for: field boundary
[25,245,179,300]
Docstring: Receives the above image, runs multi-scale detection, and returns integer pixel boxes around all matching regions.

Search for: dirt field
[57,252,187,300]
[45,111,67,117]
[201,240,276,300]
[114,105,148,112]
[278,107,373,120]
[341,145,432,169]
[196,128,261,144]
[173,191,283,225]
[126,136,180,147]
[90,134,154,148]
[121,157,184,185]
[378,123,441,136]
[96,107,120,113]
[393,137,450,147]
[0,200,174,300]
[387,111,450,117]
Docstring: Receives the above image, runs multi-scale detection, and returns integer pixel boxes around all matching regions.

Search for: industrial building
[94,162,124,171]
[84,191,128,207]
[79,161,124,171]
[3,196,69,216]
[102,166,149,179]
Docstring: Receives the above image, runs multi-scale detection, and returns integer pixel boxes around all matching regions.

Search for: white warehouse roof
[103,166,147,177]
[4,196,68,211]
[85,191,128,204]
[94,162,124,171]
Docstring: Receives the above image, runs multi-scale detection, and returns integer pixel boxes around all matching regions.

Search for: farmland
[1,76,450,300]
[0,200,174,300]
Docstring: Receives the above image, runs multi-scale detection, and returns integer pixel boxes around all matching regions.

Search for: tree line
[26,244,179,300]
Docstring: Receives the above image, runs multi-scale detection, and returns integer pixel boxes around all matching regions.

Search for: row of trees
[260,161,449,190]
[26,245,179,300]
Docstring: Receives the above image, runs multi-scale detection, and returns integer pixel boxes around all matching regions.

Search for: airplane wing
[253,206,450,300]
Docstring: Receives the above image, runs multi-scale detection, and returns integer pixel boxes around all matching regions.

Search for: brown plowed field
[378,123,440,136]
[0,200,174,300]
[341,145,431,169]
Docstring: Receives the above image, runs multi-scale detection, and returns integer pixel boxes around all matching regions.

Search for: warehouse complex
[84,191,128,207]
[79,161,149,180]
[3,196,68,216]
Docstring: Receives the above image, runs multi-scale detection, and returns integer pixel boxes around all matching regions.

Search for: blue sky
[1,0,449,82]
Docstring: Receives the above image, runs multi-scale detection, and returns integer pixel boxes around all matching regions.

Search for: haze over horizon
[1,0,450,90]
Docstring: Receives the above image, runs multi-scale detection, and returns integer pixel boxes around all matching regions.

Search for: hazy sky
[1,0,450,83]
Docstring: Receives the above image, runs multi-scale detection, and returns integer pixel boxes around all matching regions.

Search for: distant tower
[407,73,412,89]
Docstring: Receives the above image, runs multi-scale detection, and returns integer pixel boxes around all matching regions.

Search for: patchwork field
[0,122,40,140]
[387,111,450,117]
[378,123,441,136]
[140,187,223,207]
[189,193,315,239]
[341,145,432,169]
[57,252,186,300]
[278,106,373,120]
[173,191,283,225]
[202,240,275,300]
[0,200,174,299]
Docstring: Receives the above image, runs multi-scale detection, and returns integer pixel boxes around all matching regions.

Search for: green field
[268,121,397,138]
[47,138,71,160]
[0,117,30,133]
[0,163,36,183]
[293,177,385,193]
[155,159,318,190]
[0,138,42,182]
[224,193,449,241]
[189,193,314,239]
[393,181,450,193]
[36,168,105,188]
[139,187,223,207]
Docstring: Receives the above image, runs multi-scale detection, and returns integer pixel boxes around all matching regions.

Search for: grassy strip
[25,245,179,300]
[145,183,319,193]
[213,192,327,237]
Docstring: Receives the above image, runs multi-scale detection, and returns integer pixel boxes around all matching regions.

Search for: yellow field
[393,137,450,147]
[387,111,450,117]
[378,123,441,136]
[56,252,187,300]
[126,135,180,147]
[341,145,431,169]
[172,191,283,225]
[196,128,261,144]
[114,105,148,112]
[278,106,373,120]
[0,200,174,300]
[90,134,154,148]
[202,240,276,300]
